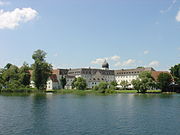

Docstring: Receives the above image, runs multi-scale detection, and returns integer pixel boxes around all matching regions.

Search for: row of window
[116,75,138,78]
[116,71,141,75]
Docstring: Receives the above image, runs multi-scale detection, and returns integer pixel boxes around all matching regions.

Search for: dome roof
[102,60,109,69]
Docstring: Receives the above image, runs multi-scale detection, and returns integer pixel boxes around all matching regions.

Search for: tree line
[0,50,52,91]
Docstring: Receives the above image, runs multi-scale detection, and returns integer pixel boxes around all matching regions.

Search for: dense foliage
[157,73,173,92]
[73,77,87,90]
[0,63,31,91]
[132,71,156,93]
[93,81,117,93]
[60,76,67,89]
[170,64,180,85]
[120,80,130,90]
[32,50,52,90]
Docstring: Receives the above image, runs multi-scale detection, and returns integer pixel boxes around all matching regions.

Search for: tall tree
[60,76,67,89]
[19,62,31,87]
[32,50,52,90]
[170,64,180,85]
[157,73,173,92]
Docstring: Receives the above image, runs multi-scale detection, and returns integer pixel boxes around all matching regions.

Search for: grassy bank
[0,89,168,95]
[47,89,162,94]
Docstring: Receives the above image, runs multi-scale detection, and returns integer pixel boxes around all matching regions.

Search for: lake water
[0,93,180,135]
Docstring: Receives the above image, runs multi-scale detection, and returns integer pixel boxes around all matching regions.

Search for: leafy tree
[157,73,172,92]
[0,74,3,90]
[32,50,52,90]
[109,81,117,90]
[139,71,152,79]
[110,81,118,87]
[72,78,77,89]
[1,65,20,89]
[2,65,19,83]
[170,64,180,85]
[120,80,130,90]
[131,79,141,93]
[98,82,108,90]
[19,62,31,87]
[60,76,66,89]
[4,63,12,70]
[74,77,87,90]
[132,71,156,93]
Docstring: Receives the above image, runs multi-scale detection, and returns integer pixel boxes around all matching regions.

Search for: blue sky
[0,0,180,71]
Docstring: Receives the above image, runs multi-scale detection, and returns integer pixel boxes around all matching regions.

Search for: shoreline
[0,89,178,96]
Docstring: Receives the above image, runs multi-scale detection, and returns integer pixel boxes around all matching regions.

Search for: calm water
[0,93,180,135]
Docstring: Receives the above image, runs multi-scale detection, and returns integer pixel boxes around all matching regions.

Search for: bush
[74,77,87,90]
[98,82,108,90]
[93,85,99,91]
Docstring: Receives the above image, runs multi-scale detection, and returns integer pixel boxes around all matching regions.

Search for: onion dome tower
[102,60,109,70]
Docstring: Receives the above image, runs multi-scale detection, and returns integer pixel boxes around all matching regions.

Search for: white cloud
[160,0,177,14]
[122,59,136,66]
[0,8,38,29]
[176,10,180,22]
[91,55,120,65]
[178,47,180,50]
[0,0,10,6]
[148,61,160,67]
[110,55,120,61]
[115,59,136,67]
[143,50,149,55]
[91,58,105,65]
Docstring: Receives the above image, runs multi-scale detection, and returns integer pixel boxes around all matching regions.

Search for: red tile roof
[50,74,58,82]
[151,71,170,81]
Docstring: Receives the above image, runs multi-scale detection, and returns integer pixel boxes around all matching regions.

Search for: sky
[0,0,180,71]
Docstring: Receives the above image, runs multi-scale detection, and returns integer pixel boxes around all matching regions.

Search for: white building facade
[30,60,156,90]
[115,67,155,88]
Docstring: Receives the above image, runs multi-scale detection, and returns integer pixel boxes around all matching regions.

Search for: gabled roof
[49,74,59,82]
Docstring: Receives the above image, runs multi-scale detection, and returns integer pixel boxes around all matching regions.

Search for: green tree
[132,71,156,93]
[109,81,117,90]
[139,71,152,79]
[32,50,52,90]
[98,82,108,90]
[131,79,141,93]
[157,73,172,92]
[2,65,19,83]
[72,78,77,89]
[60,76,66,89]
[19,62,31,87]
[110,81,118,87]
[74,77,87,90]
[4,63,12,70]
[1,65,21,89]
[170,64,180,85]
[0,74,3,90]
[120,80,130,90]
